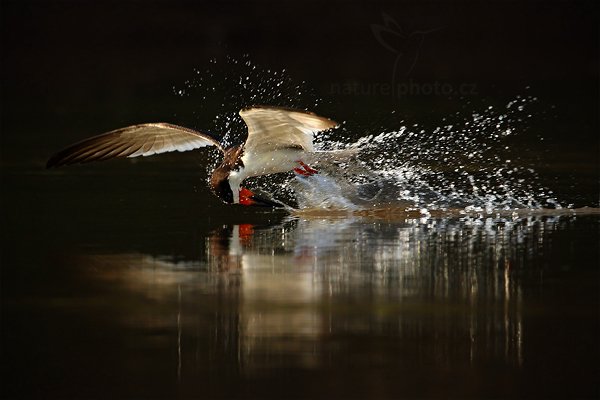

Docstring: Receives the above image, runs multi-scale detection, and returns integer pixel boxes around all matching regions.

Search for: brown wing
[46,123,223,168]
[239,106,338,154]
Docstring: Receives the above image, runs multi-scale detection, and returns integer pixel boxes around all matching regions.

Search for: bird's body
[47,106,345,207]
[229,147,301,202]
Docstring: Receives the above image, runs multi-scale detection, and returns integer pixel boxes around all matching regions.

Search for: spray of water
[174,58,562,213]
[306,95,562,212]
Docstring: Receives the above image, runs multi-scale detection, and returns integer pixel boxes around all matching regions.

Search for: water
[2,185,599,398]
[2,61,599,398]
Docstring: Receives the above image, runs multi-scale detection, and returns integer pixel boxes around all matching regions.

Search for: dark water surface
[2,164,599,399]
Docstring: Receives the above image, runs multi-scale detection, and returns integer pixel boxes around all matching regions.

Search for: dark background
[0,0,598,191]
[1,2,599,399]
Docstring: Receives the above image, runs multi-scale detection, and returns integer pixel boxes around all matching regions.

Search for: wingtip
[46,149,73,168]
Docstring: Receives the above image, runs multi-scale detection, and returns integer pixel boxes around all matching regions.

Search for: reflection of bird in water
[47,106,352,207]
[205,224,244,271]
[371,13,442,78]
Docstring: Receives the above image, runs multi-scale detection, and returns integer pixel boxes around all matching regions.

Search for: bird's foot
[294,160,318,176]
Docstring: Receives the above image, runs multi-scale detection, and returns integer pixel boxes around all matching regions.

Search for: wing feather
[47,123,223,168]
[239,106,338,154]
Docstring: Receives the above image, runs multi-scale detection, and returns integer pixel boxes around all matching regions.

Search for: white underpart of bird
[228,148,303,203]
[230,148,359,203]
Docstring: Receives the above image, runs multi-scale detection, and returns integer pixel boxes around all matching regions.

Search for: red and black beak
[239,187,287,208]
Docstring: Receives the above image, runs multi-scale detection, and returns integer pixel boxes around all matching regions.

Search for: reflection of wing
[47,123,223,168]
[239,106,338,154]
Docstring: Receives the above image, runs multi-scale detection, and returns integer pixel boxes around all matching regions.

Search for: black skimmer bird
[47,106,345,207]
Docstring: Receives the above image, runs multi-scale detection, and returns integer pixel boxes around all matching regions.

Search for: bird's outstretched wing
[46,123,223,168]
[239,106,338,154]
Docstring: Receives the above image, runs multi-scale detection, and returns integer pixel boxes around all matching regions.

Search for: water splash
[291,174,360,210]
[174,59,561,213]
[300,95,560,212]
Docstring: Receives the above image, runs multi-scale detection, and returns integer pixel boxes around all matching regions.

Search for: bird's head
[210,171,235,204]
[209,145,286,208]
